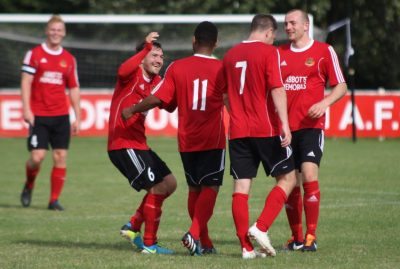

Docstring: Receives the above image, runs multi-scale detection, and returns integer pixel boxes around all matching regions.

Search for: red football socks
[285,186,304,241]
[25,162,40,190]
[50,167,66,203]
[256,186,287,232]
[130,193,148,231]
[143,193,166,246]
[232,192,253,251]
[189,187,217,241]
[187,190,200,219]
[200,226,213,249]
[303,181,320,237]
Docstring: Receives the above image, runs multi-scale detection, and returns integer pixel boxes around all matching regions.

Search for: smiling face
[142,46,164,78]
[284,10,309,43]
[45,21,66,49]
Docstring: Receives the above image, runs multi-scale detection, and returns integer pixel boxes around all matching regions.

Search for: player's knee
[302,172,318,183]
[53,150,67,165]
[152,175,176,197]
[276,170,297,195]
[233,179,251,194]
[30,151,46,165]
[164,174,177,194]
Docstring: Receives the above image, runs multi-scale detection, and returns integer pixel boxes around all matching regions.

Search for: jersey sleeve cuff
[21,64,36,74]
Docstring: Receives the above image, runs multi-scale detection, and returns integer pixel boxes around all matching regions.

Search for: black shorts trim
[108,148,171,192]
[291,128,324,170]
[229,137,295,179]
[27,115,70,151]
[180,149,225,187]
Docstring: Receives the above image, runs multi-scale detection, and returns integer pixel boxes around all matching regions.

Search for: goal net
[0,14,314,89]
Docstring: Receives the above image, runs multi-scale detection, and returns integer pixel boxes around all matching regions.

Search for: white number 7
[235,61,247,95]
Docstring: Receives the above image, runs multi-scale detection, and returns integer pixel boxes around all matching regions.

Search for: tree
[327,0,400,89]
[1,0,399,88]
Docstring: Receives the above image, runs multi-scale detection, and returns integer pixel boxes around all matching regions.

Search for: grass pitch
[0,137,399,269]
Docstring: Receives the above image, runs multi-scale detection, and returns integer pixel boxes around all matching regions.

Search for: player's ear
[265,29,271,40]
[304,20,310,32]
[271,29,276,40]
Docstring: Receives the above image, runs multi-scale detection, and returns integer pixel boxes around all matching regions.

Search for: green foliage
[0,137,400,268]
[1,0,400,88]
[349,0,400,88]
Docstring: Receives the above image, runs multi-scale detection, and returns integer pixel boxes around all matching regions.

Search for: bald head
[286,9,309,24]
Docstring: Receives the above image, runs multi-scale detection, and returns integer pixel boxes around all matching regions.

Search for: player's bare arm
[21,72,35,125]
[223,93,231,114]
[271,86,292,147]
[308,82,347,119]
[121,95,162,120]
[69,87,81,135]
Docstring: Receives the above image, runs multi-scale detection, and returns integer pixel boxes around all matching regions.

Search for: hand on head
[146,32,159,43]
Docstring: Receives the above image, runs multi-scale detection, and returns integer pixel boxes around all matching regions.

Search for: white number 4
[192,78,208,111]
[235,61,247,95]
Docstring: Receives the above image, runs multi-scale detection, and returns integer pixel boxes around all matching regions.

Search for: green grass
[1,137,399,269]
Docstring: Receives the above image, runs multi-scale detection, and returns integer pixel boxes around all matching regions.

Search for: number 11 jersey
[152,54,226,152]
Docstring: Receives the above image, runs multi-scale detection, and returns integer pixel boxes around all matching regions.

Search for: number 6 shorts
[108,148,172,192]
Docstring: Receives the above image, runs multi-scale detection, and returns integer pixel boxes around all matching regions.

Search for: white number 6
[147,167,155,182]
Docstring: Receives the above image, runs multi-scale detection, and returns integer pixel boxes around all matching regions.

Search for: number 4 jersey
[21,43,79,116]
[222,41,284,139]
[152,54,226,152]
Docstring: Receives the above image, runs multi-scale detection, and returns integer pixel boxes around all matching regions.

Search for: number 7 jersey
[152,54,226,152]
[222,41,284,139]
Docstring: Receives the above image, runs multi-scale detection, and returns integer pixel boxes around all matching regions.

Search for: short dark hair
[286,9,310,23]
[250,14,277,32]
[135,41,162,53]
[194,21,218,46]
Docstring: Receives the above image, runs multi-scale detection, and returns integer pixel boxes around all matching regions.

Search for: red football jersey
[21,43,79,116]
[222,41,284,139]
[278,40,346,131]
[152,54,226,152]
[108,43,161,151]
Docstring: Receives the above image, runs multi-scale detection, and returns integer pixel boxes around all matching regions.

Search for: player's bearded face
[46,22,66,47]
[143,47,164,76]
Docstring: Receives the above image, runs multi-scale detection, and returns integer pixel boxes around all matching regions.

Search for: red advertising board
[0,90,399,138]
[325,92,400,138]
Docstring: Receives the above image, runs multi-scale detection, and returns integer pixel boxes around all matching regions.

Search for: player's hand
[145,32,159,43]
[72,120,80,135]
[23,109,34,126]
[121,106,134,120]
[308,101,328,119]
[280,123,292,147]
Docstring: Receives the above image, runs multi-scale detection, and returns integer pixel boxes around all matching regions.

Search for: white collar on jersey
[41,43,63,55]
[193,53,217,59]
[242,40,263,44]
[290,39,314,53]
[142,73,151,83]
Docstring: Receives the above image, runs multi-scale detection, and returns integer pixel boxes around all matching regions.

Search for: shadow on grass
[12,239,237,258]
[13,238,268,259]
[14,239,130,251]
[0,203,47,210]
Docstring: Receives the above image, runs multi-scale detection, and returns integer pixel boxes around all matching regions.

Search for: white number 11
[192,78,208,111]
